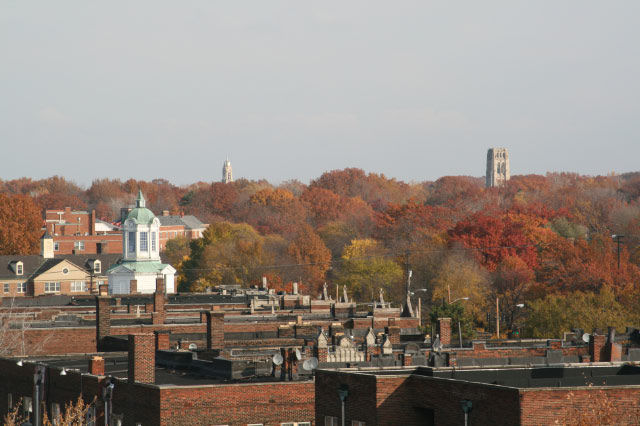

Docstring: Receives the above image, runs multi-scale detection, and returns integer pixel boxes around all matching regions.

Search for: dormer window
[16,262,23,276]
[94,260,101,274]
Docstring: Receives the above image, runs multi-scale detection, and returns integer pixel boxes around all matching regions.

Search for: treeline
[3,169,640,338]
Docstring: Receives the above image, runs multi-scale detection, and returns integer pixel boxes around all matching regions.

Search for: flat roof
[319,363,640,389]
[14,353,309,387]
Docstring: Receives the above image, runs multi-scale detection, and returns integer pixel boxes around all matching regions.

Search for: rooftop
[323,363,640,389]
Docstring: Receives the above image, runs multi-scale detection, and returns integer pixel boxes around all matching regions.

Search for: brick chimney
[606,327,622,362]
[96,296,111,351]
[88,356,105,376]
[205,311,225,350]
[90,210,96,235]
[128,334,155,384]
[589,334,606,362]
[153,278,166,325]
[384,326,401,345]
[129,279,138,294]
[437,318,452,346]
[154,330,171,351]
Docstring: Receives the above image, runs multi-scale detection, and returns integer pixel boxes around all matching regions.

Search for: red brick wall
[316,370,522,426]
[128,333,155,384]
[159,381,315,426]
[519,387,640,425]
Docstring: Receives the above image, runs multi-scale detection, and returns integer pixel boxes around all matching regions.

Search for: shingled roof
[157,215,206,229]
[0,253,123,280]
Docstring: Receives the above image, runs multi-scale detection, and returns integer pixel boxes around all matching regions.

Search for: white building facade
[107,191,176,294]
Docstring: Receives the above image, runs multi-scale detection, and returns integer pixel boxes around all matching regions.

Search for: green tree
[523,287,633,338]
[336,239,403,302]
[429,300,475,340]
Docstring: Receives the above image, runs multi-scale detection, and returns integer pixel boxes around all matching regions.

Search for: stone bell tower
[486,148,510,188]
[222,158,233,183]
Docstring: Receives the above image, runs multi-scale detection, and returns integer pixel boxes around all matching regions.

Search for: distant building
[44,207,122,255]
[157,212,207,250]
[486,147,510,188]
[222,158,233,183]
[106,191,176,294]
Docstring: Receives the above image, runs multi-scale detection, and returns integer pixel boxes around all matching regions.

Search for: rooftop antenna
[303,357,319,371]
[295,348,302,361]
[272,353,283,366]
[582,333,591,344]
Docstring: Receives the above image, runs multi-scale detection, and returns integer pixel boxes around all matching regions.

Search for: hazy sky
[2,1,639,186]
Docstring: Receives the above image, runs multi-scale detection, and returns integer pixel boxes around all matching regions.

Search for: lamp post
[33,364,45,426]
[338,385,349,426]
[102,377,114,426]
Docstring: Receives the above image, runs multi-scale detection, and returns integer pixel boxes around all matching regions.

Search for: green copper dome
[126,207,156,224]
[126,190,156,224]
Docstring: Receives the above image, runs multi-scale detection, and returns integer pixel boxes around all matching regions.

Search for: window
[128,232,136,253]
[151,231,157,251]
[7,393,12,409]
[17,282,26,293]
[139,232,148,252]
[3,283,9,293]
[93,260,101,274]
[16,262,23,275]
[74,241,85,251]
[54,242,59,251]
[71,281,86,292]
[325,417,338,426]
[282,423,311,426]
[44,282,60,293]
[352,422,366,426]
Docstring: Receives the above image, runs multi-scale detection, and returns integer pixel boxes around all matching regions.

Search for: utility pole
[496,297,500,339]
[612,235,624,270]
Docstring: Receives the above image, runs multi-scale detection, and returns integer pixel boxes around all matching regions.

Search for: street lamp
[451,297,469,304]
[338,385,349,426]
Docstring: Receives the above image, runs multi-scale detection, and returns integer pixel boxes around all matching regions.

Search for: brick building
[157,211,207,250]
[0,235,120,297]
[45,207,122,255]
[315,364,640,425]
[2,277,640,425]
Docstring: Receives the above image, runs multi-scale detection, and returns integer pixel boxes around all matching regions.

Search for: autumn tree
[0,194,42,255]
[492,256,535,332]
[182,222,266,291]
[429,251,489,324]
[286,224,331,294]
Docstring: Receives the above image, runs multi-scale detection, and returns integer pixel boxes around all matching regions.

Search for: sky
[1,1,639,186]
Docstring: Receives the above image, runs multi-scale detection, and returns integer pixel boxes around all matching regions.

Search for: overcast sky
[1,1,639,186]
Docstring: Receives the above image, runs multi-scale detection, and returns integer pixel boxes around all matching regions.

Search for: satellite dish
[188,343,198,351]
[582,333,591,343]
[303,357,319,371]
[272,353,283,366]
[295,348,302,361]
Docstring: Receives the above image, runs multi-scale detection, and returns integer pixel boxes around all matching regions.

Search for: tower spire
[136,189,146,208]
